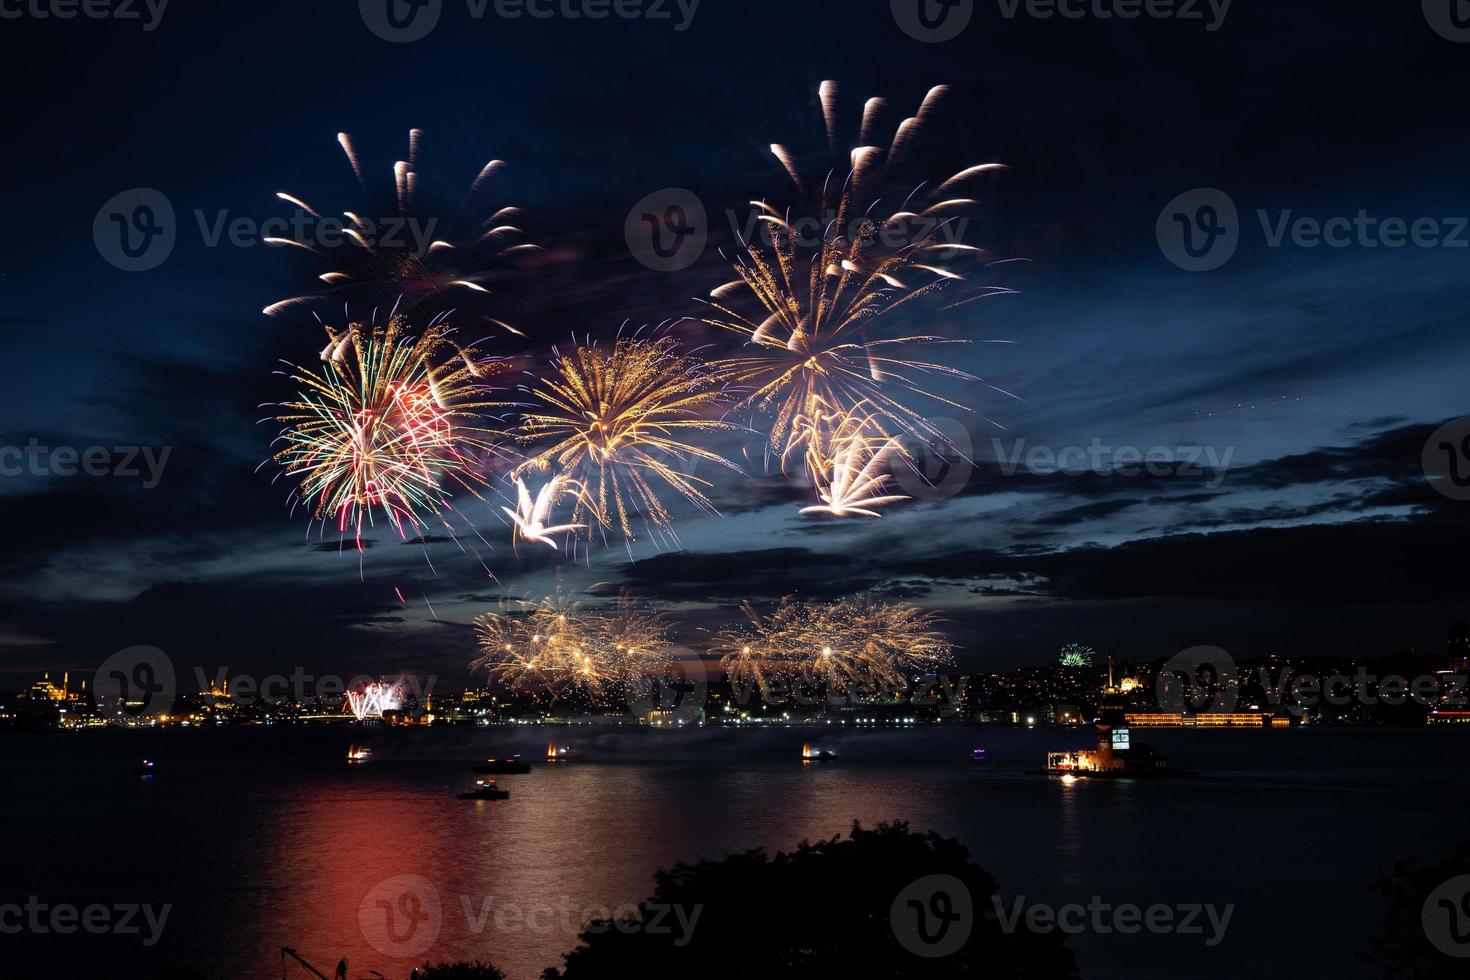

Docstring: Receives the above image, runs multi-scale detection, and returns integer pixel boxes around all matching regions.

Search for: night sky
[3,0,1469,687]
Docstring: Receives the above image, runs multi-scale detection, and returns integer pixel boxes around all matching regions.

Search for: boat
[474,755,531,774]
[801,743,837,763]
[346,745,372,764]
[131,759,156,777]
[457,778,510,800]
[971,747,987,762]
[1033,720,1196,779]
[546,743,584,763]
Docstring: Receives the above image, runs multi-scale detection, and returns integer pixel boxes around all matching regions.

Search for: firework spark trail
[269,311,515,555]
[700,81,1023,472]
[501,473,586,550]
[263,128,542,323]
[715,595,954,699]
[797,403,911,518]
[513,332,744,549]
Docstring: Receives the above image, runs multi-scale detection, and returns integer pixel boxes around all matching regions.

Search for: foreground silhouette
[1364,842,1470,979]
[540,820,1077,979]
[411,964,504,980]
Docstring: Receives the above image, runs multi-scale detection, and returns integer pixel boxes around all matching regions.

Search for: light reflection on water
[4,725,1467,979]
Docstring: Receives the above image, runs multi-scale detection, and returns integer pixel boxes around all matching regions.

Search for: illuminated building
[1124,711,1274,728]
[28,672,84,703]
[1428,710,1470,726]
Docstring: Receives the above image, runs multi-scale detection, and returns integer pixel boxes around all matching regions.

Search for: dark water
[4,725,1467,979]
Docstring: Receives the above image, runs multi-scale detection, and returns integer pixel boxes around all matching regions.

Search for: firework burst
[513,333,743,547]
[701,81,1021,464]
[263,128,540,331]
[269,311,512,548]
[715,594,954,698]
[592,590,676,680]
[471,593,603,699]
[471,591,674,702]
[1059,643,1096,668]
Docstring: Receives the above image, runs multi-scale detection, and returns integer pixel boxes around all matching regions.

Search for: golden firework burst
[701,82,1019,462]
[513,334,743,545]
[471,591,675,702]
[715,594,954,698]
[470,593,604,699]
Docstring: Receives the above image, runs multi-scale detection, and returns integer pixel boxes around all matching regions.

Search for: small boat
[457,778,510,801]
[546,743,584,763]
[346,745,372,764]
[971,747,987,762]
[474,755,531,774]
[131,759,156,777]
[801,743,837,763]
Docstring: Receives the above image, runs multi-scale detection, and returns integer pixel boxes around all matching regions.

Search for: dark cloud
[618,548,880,603]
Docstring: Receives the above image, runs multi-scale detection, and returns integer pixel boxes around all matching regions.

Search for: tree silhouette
[541,821,1078,979]
[1364,843,1470,978]
[412,962,505,980]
